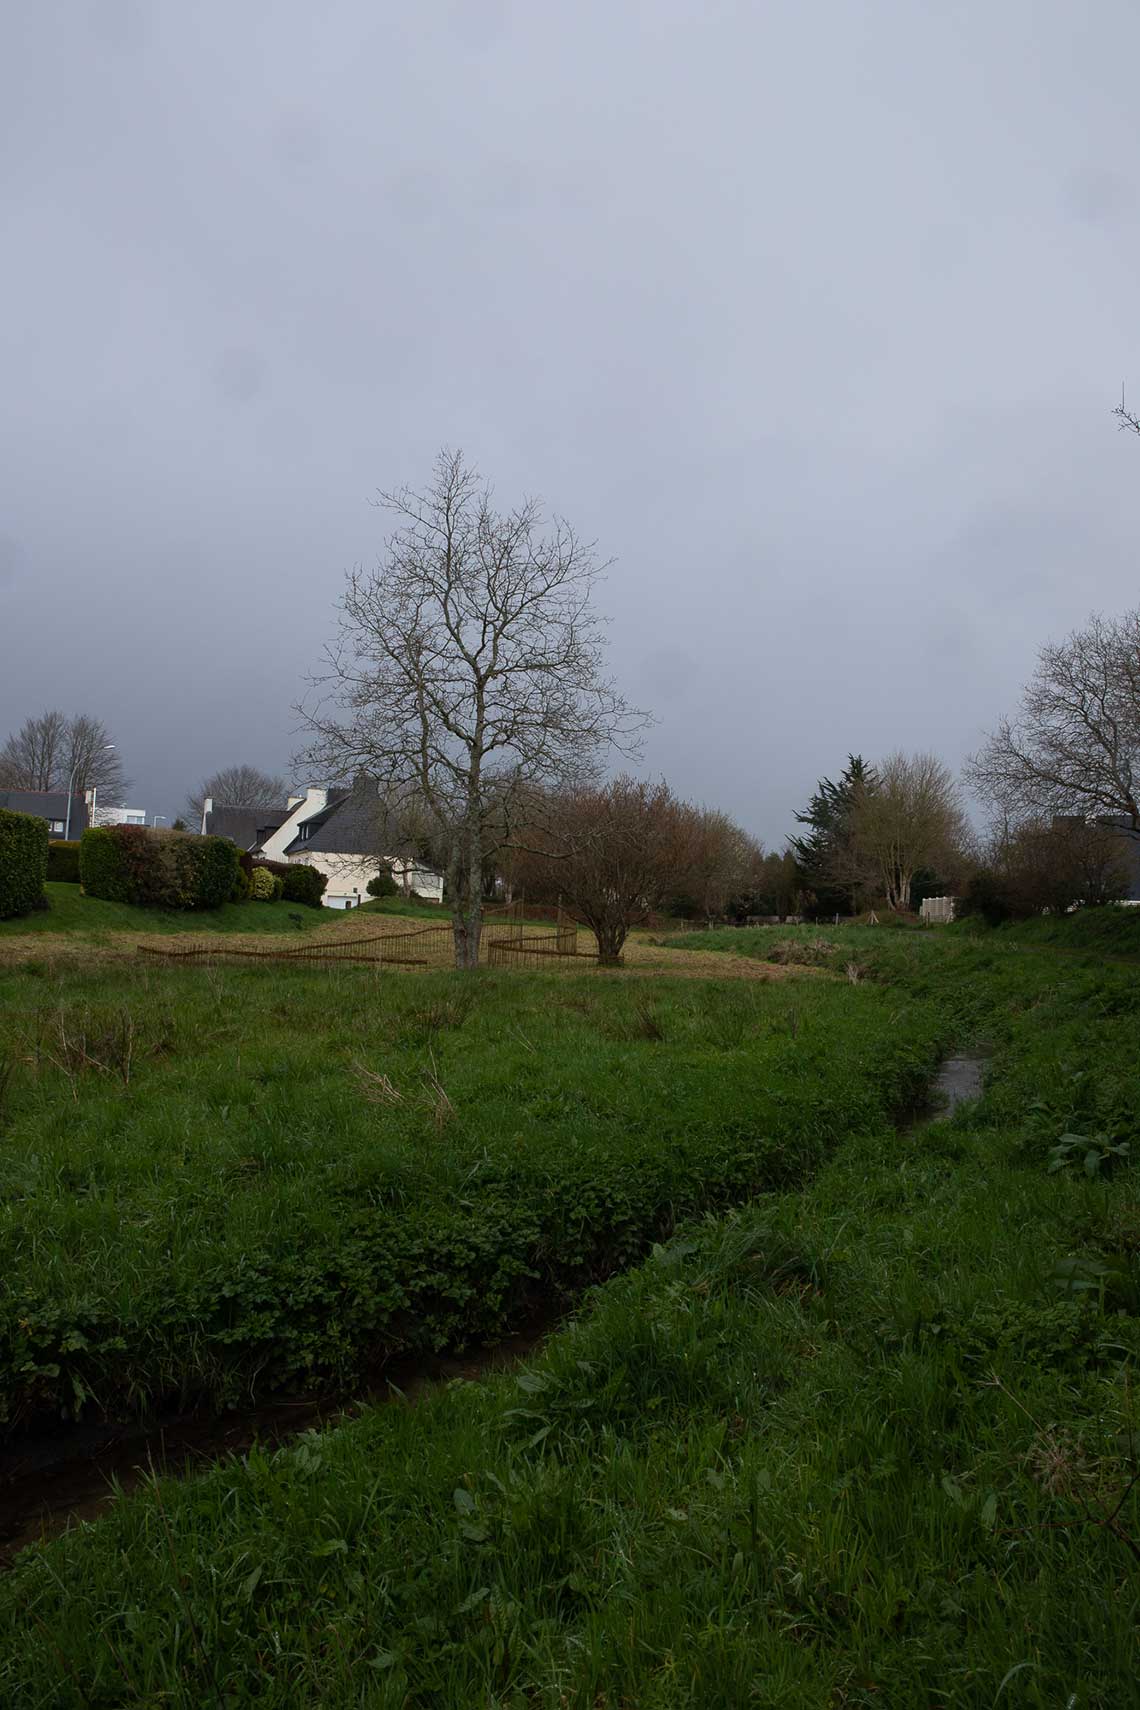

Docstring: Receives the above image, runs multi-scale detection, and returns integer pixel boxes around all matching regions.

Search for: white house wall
[258,787,329,860]
[286,850,444,906]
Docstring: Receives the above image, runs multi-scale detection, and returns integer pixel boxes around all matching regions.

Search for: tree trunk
[595,921,626,966]
[449,827,484,969]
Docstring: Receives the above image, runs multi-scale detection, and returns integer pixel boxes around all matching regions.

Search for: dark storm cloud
[3,1,1140,836]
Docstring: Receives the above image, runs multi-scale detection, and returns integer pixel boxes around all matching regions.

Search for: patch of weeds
[924,1296,1109,1376]
[767,936,837,967]
[1048,1131,1131,1178]
[402,992,474,1042]
[0,1056,14,1133]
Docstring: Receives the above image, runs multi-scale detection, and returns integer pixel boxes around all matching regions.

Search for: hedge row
[47,840,81,883]
[80,826,239,911]
[0,809,48,919]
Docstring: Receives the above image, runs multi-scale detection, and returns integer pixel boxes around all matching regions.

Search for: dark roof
[0,790,88,834]
[204,804,289,850]
[284,789,381,856]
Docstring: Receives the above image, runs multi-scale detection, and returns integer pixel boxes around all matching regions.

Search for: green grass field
[0,882,333,938]
[2,932,1139,1703]
[0,962,938,1436]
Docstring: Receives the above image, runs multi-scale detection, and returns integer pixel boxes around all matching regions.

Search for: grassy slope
[2,937,1138,1702]
[358,894,452,921]
[0,963,937,1436]
[950,904,1140,956]
[0,883,332,937]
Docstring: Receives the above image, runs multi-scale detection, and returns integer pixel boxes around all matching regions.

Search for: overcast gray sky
[3,1,1139,838]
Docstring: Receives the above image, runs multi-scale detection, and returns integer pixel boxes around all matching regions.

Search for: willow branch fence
[135,903,592,973]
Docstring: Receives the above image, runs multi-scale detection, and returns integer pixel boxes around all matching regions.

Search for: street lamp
[64,744,114,841]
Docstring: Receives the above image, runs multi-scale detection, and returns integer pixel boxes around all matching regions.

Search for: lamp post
[64,744,115,841]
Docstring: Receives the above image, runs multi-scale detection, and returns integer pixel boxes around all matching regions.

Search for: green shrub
[366,864,398,899]
[958,868,1017,927]
[272,874,285,900]
[46,840,82,884]
[249,866,277,901]
[80,827,239,911]
[281,863,327,908]
[230,865,253,903]
[0,809,49,919]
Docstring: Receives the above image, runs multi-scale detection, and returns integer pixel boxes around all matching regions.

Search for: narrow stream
[1,1052,991,1563]
[928,1051,987,1117]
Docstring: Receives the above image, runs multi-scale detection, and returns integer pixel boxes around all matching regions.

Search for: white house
[90,805,149,827]
[208,785,445,910]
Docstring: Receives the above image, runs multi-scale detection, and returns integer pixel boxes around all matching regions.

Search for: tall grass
[0,962,941,1436]
[2,937,1138,1703]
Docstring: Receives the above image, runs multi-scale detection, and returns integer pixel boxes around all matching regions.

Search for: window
[49,819,64,834]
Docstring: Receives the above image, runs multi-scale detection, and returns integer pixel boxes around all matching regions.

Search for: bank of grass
[950,903,1140,957]
[0,962,938,1440]
[357,893,452,920]
[2,940,1139,1703]
[0,882,332,939]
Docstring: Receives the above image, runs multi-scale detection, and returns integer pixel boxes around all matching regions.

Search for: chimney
[201,795,213,837]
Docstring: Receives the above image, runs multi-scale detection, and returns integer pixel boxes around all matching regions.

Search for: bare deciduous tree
[186,764,289,824]
[665,805,763,921]
[539,776,682,965]
[850,751,969,912]
[0,709,127,801]
[61,715,128,800]
[299,449,646,967]
[0,709,69,790]
[979,814,1132,917]
[966,608,1140,838]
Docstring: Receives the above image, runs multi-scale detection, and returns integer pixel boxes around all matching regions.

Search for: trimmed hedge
[47,840,82,883]
[281,863,327,908]
[250,866,278,901]
[247,857,328,908]
[366,864,398,898]
[80,827,239,911]
[0,809,49,919]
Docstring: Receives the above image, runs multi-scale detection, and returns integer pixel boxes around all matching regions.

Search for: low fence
[136,903,590,973]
